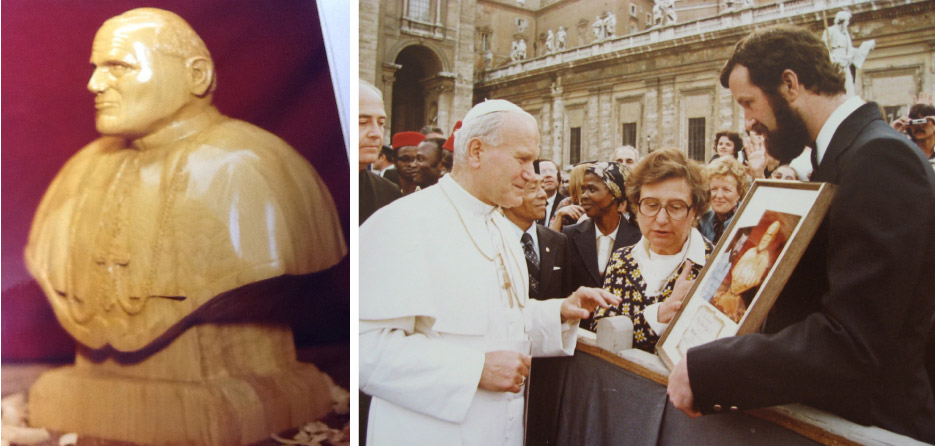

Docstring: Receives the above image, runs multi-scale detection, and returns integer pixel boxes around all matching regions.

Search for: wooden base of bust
[28,323,333,446]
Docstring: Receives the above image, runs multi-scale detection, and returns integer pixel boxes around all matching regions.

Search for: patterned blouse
[590,240,712,353]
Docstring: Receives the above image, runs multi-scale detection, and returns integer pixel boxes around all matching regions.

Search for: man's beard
[753,93,811,164]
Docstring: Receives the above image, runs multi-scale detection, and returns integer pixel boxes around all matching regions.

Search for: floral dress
[590,242,712,352]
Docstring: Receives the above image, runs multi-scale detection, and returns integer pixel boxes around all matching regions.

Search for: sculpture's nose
[87,67,107,94]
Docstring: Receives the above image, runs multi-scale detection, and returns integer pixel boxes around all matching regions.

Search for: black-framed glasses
[638,198,692,220]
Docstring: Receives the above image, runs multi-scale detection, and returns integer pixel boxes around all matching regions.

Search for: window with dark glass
[570,127,581,165]
[621,122,637,147]
[688,117,705,162]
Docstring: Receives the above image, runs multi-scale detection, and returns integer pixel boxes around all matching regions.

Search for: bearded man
[667,25,935,443]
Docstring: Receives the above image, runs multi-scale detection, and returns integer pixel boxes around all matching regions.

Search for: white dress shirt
[814,96,864,166]
[595,217,624,277]
[510,221,540,260]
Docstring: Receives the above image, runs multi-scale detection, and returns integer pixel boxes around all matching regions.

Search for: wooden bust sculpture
[710,221,780,323]
[24,8,347,445]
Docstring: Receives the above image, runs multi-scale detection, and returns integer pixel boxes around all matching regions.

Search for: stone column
[659,76,677,149]
[359,0,381,82]
[381,63,401,142]
[599,86,613,159]
[717,82,736,132]
[551,77,565,164]
[540,102,553,161]
[586,90,599,160]
[643,79,659,152]
[451,0,477,128]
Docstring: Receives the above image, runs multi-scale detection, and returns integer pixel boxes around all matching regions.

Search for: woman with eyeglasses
[590,149,713,352]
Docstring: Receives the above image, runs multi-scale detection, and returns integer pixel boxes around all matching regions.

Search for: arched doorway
[391,45,443,135]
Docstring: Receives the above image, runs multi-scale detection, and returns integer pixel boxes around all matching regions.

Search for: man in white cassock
[360,100,620,446]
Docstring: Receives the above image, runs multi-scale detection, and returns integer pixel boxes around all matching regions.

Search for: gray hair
[360,79,383,99]
[614,145,639,159]
[453,99,535,165]
[452,111,507,165]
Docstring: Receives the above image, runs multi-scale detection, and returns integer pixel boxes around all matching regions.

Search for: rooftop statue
[653,0,677,27]
[604,11,617,38]
[822,10,875,96]
[592,14,606,41]
[24,8,347,445]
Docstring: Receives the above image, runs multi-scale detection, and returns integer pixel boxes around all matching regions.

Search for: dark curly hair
[909,103,935,120]
[713,131,744,159]
[720,25,845,97]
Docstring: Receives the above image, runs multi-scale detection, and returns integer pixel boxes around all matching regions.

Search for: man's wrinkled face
[475,112,539,208]
[504,176,548,225]
[539,161,559,197]
[359,87,386,168]
[613,147,638,169]
[729,65,810,164]
[88,22,192,138]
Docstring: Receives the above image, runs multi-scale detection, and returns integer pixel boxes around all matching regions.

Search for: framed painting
[658,180,836,370]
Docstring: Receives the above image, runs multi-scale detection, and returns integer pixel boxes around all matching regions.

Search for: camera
[909,118,928,126]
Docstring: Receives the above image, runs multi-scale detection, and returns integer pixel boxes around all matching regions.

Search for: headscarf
[585,161,628,201]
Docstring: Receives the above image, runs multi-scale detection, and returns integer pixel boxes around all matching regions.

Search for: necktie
[521,232,541,300]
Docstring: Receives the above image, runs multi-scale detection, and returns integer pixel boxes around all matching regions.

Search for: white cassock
[360,174,578,446]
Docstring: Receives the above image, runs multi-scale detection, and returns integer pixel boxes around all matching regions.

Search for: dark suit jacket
[538,192,567,226]
[532,224,574,300]
[687,102,935,442]
[359,170,401,225]
[381,167,400,186]
[562,215,641,290]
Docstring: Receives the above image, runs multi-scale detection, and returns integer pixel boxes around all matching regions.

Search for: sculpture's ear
[187,57,214,97]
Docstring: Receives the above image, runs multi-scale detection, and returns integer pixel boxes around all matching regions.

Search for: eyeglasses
[638,198,693,220]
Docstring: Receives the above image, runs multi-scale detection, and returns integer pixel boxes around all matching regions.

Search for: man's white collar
[814,96,864,166]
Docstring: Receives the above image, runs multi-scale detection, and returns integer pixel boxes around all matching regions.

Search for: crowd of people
[359,24,935,446]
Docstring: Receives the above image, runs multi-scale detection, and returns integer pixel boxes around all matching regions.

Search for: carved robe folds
[24,106,347,445]
[26,107,346,351]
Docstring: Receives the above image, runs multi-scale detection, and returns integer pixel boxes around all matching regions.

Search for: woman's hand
[658,261,694,324]
[549,204,585,231]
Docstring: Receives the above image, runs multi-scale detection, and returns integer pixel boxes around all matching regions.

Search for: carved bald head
[88,8,216,138]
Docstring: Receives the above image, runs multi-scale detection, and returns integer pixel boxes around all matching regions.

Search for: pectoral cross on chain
[497,254,521,308]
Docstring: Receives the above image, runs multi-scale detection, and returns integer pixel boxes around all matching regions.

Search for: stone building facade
[361,0,935,168]
[360,0,477,138]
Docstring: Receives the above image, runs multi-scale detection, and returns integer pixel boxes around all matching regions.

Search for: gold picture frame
[658,180,836,370]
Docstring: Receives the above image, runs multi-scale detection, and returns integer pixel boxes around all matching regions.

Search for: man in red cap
[391,131,426,195]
